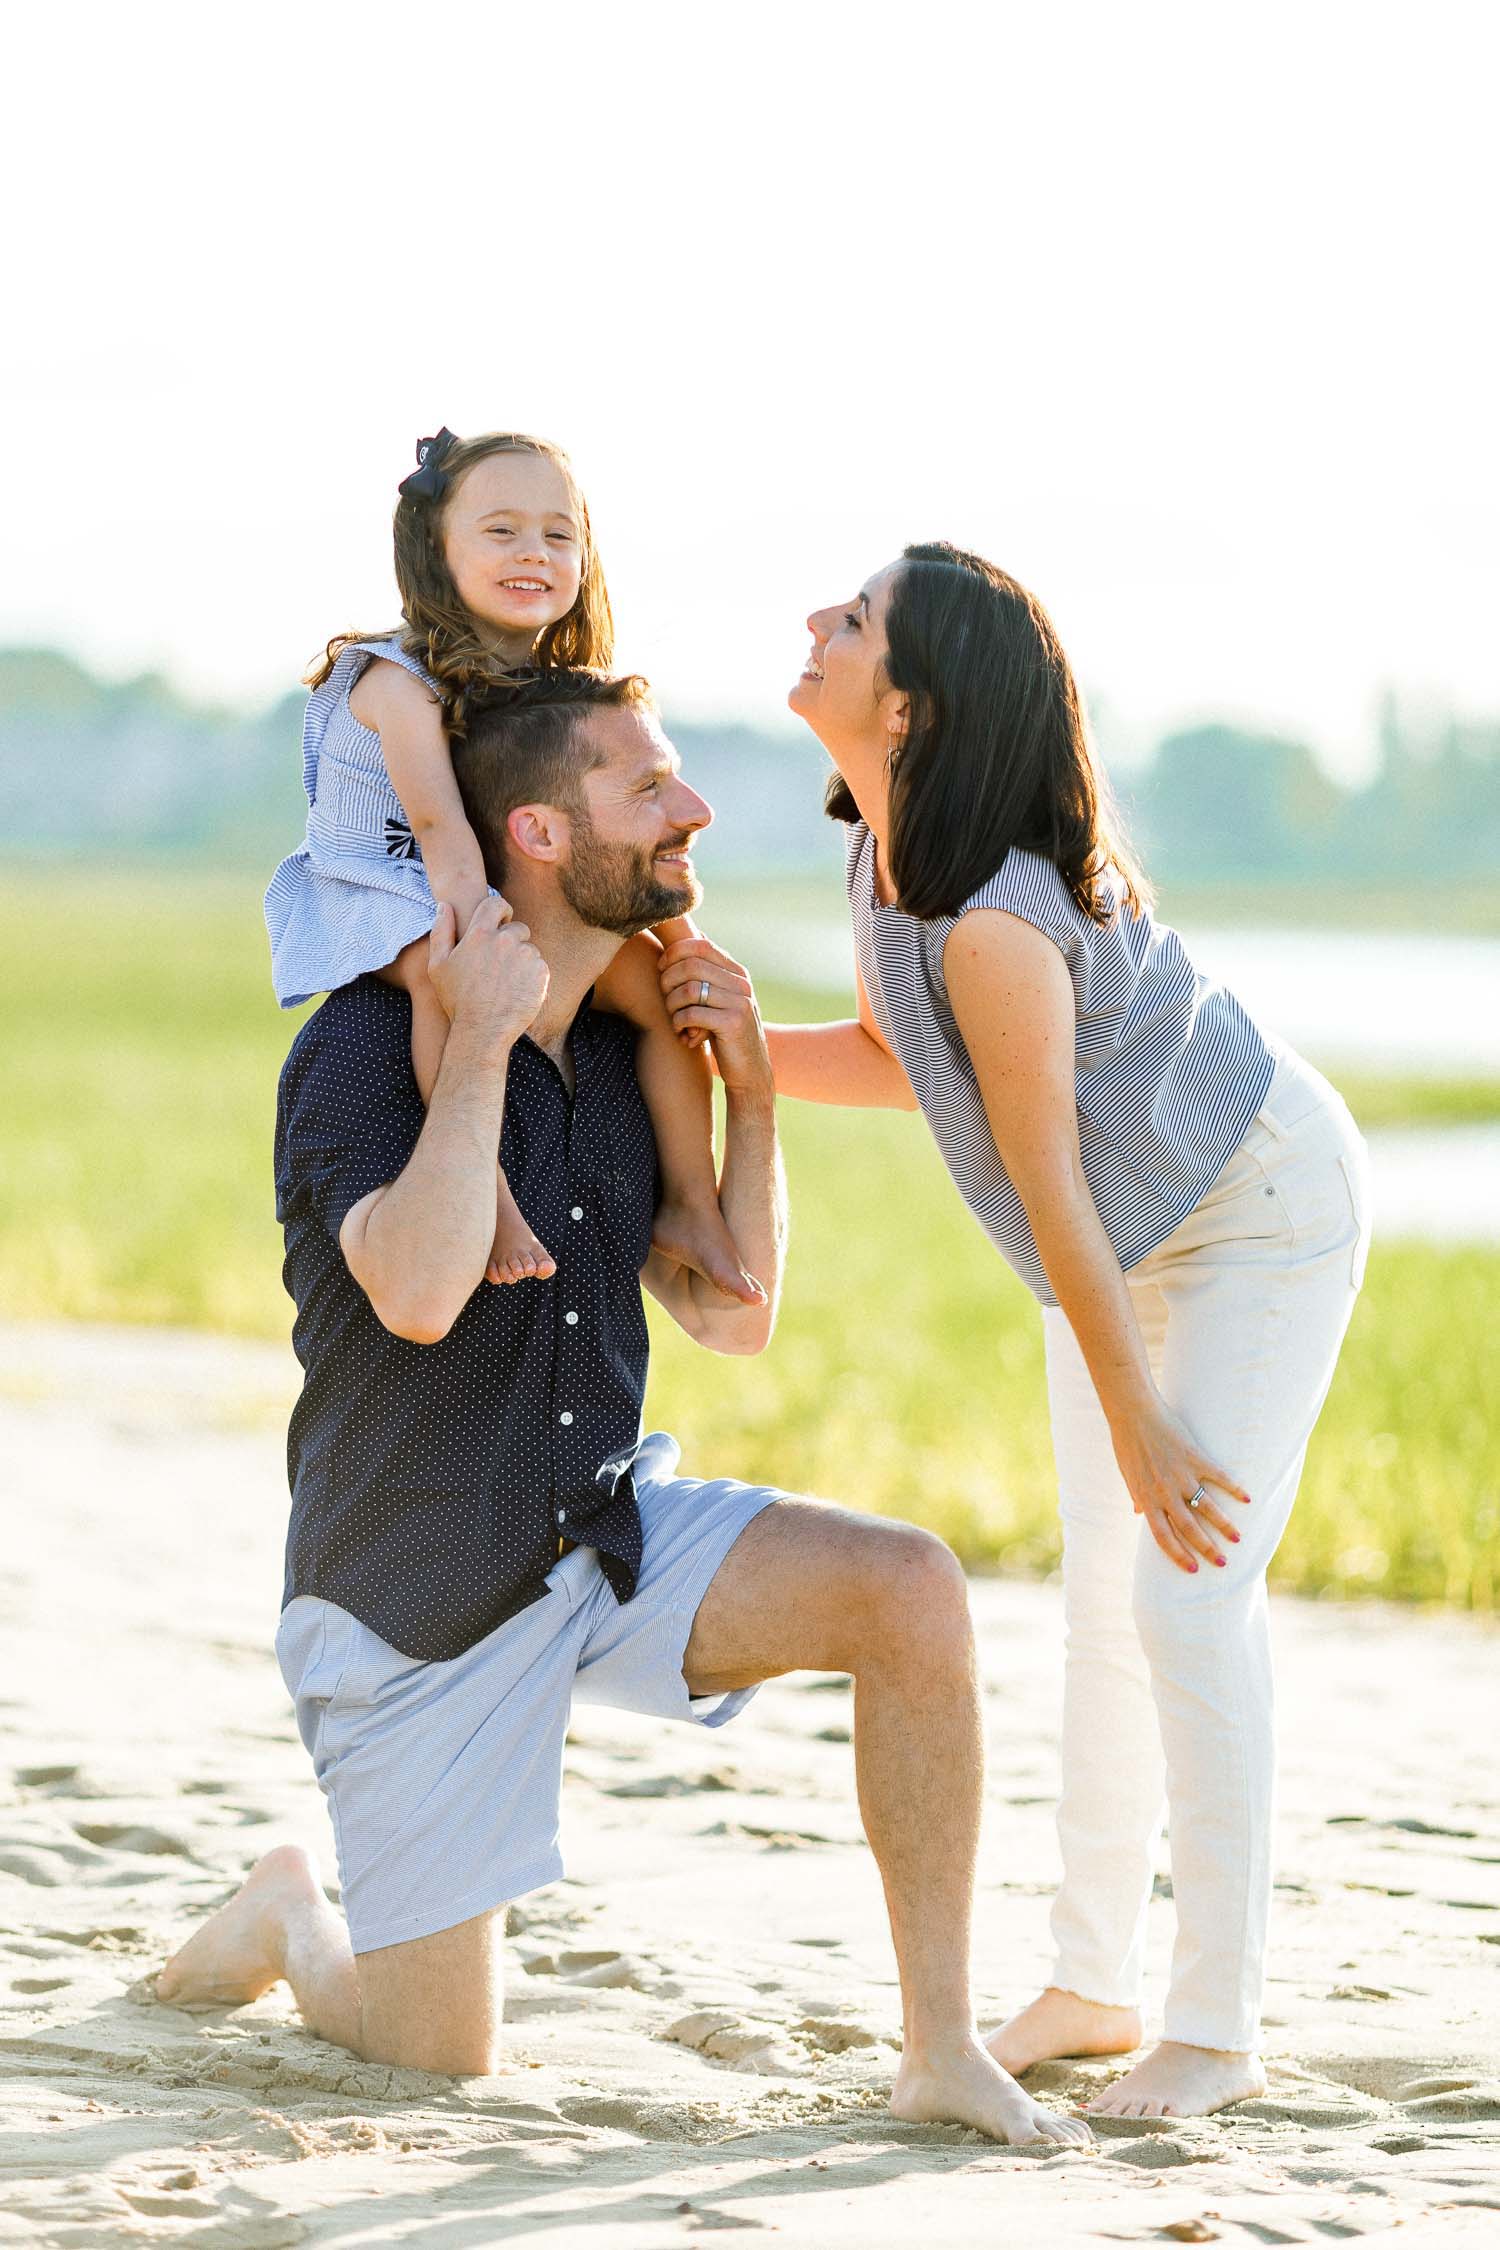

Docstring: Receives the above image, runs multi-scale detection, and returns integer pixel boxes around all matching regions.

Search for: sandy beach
[2,1321,1498,2247]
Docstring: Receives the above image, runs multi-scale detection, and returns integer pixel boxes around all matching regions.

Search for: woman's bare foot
[986,1987,1142,2075]
[1088,2038,1266,2118]
[892,2033,1093,2146]
[652,1199,765,1305]
[485,1173,556,1286]
[156,1844,331,2009]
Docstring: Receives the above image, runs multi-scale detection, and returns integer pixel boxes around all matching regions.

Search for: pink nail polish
[1215,1555,1227,1567]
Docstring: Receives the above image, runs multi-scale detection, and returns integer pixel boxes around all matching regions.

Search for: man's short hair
[451,669,656,882]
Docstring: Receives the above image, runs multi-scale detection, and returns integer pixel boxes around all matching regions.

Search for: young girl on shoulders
[266,427,759,1301]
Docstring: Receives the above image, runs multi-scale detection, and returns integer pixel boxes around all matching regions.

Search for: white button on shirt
[565,1311,579,1325]
[570,1206,584,1220]
[559,1411,574,1426]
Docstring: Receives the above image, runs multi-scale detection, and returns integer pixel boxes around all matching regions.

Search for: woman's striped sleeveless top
[845,820,1276,1307]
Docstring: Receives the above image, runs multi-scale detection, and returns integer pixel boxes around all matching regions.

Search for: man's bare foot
[156,1844,330,2009]
[1087,2038,1267,2118]
[986,1987,1142,2076]
[892,2033,1093,2146]
[652,1199,765,1305]
[485,1176,556,1286]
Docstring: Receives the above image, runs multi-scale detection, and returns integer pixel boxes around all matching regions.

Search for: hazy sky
[6,1,1495,778]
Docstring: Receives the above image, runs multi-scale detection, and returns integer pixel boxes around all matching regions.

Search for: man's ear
[506,803,569,866]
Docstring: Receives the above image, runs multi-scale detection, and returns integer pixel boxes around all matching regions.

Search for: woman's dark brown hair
[307,432,614,737]
[827,541,1150,923]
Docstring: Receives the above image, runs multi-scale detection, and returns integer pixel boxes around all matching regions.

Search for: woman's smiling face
[788,562,905,760]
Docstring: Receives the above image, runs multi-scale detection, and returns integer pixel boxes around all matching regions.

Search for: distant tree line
[4,647,1498,885]
[1122,694,1500,884]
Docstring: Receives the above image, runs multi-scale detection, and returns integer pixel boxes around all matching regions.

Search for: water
[711,900,1500,1074]
[1363,1127,1500,1245]
[1173,927,1500,1076]
[702,894,1500,1243]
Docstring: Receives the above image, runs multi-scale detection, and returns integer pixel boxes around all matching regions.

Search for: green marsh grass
[3,869,1495,1606]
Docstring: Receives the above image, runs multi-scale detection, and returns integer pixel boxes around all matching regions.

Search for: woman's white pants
[1042,1051,1372,2053]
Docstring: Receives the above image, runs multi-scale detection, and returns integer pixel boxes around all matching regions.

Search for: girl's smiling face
[788,562,909,802]
[442,450,585,656]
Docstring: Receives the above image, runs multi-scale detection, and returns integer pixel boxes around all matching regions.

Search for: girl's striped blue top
[264,635,441,1009]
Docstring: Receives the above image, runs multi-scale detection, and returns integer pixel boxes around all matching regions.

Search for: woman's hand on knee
[1109,1400,1250,1574]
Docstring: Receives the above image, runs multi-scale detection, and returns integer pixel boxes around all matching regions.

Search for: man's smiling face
[559,704,712,935]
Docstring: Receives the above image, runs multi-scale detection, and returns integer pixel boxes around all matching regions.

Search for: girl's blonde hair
[307,431,614,737]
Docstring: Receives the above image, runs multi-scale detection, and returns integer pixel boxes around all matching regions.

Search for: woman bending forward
[754,544,1370,2120]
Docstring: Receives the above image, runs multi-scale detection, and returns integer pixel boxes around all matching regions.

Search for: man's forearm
[346,1022,511,1340]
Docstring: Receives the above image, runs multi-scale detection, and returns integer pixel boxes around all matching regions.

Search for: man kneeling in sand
[158,670,1087,2149]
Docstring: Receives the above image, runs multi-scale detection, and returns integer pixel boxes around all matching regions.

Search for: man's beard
[558,811,703,935]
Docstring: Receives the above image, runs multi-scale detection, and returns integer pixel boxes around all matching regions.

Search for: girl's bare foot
[1088,2038,1267,2118]
[986,1987,1142,2075]
[652,1199,765,1305]
[156,1845,331,2009]
[486,1174,556,1286]
[892,2033,1093,2146]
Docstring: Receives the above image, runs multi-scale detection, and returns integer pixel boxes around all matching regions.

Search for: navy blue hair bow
[398,428,459,502]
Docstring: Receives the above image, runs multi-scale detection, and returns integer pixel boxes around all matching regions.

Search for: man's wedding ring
[1187,1484,1206,1510]
[698,980,711,1005]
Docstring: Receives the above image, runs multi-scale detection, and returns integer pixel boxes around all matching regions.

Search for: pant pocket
[276,1600,363,1763]
[1339,1149,1372,1291]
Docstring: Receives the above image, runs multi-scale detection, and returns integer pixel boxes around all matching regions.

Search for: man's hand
[428,897,548,1047]
[658,934,773,1098]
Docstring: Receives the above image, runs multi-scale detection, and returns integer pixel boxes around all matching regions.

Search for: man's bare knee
[354,1908,505,2078]
[843,1523,972,1671]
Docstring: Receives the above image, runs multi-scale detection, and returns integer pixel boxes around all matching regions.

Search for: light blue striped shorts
[274,1433,780,1955]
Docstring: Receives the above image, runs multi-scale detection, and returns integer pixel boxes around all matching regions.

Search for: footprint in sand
[665,2006,892,2073]
[558,1949,659,1990]
[673,2201,767,2233]
[39,1924,146,1951]
[603,1769,740,1799]
[518,1947,660,1990]
[0,1839,112,1886]
[117,2189,223,2220]
[72,1821,196,1858]
[0,1848,68,1887]
[13,1765,114,1801]
[698,1820,843,1850]
[791,2015,890,2055]
[664,2008,803,2076]
[1396,2073,1500,2121]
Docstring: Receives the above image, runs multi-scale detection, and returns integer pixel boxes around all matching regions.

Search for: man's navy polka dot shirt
[274,976,660,1661]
